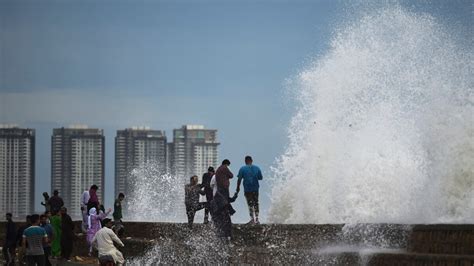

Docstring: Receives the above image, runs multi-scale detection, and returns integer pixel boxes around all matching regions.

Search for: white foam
[269,5,473,224]
[126,162,187,222]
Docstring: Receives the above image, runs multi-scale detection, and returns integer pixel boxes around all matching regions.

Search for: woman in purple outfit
[86,207,111,256]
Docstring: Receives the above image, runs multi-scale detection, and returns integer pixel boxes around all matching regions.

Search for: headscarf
[88,207,101,230]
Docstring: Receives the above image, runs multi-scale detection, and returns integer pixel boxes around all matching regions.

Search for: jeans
[26,254,45,266]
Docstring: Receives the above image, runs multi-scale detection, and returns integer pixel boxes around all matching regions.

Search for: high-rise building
[51,125,104,218]
[169,125,219,179]
[115,127,167,196]
[0,125,35,219]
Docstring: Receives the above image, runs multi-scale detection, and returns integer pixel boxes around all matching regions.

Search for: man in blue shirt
[236,156,263,224]
[40,214,53,266]
[22,214,48,266]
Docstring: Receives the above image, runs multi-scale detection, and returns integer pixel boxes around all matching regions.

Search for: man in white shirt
[80,190,90,233]
[81,190,90,208]
[91,218,125,265]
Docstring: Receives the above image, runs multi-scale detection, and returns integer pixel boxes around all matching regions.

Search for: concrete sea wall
[1,222,473,265]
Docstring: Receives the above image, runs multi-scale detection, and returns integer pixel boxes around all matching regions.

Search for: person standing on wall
[184,176,207,228]
[236,156,263,225]
[48,190,64,214]
[87,185,100,212]
[80,188,90,233]
[113,193,125,237]
[40,193,51,213]
[215,159,233,199]
[201,167,215,224]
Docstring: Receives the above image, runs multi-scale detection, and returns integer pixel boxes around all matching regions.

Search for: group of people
[3,208,74,266]
[3,155,263,265]
[185,155,263,239]
[3,186,126,266]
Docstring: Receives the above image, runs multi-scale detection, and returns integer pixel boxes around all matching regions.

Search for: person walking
[22,214,48,266]
[60,207,74,261]
[48,190,64,214]
[40,214,53,266]
[236,156,263,224]
[91,218,125,266]
[87,207,111,256]
[215,159,233,199]
[201,167,215,224]
[184,176,207,228]
[3,213,17,266]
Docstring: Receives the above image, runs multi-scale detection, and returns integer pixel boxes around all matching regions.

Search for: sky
[0,0,472,222]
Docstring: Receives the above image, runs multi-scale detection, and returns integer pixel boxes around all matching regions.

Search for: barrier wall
[1,222,473,265]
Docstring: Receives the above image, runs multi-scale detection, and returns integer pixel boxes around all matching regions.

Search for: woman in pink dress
[87,207,111,255]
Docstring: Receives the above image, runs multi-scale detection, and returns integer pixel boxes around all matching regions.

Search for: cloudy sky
[1,0,471,222]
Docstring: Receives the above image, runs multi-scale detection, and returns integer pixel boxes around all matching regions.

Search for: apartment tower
[115,127,167,196]
[0,125,35,218]
[168,125,219,179]
[51,125,104,218]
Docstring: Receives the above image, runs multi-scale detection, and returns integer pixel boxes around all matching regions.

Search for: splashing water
[269,5,473,224]
[126,162,187,222]
[128,227,232,265]
[126,4,472,264]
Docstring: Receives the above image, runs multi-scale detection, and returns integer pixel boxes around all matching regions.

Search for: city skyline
[0,123,220,218]
[1,0,471,223]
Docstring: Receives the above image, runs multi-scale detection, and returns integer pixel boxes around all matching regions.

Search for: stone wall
[1,222,473,265]
[408,224,474,255]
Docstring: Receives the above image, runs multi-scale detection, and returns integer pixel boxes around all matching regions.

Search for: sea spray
[128,227,232,264]
[126,161,187,222]
[269,5,473,224]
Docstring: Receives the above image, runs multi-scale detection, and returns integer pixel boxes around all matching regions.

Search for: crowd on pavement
[2,186,125,266]
[3,155,263,265]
